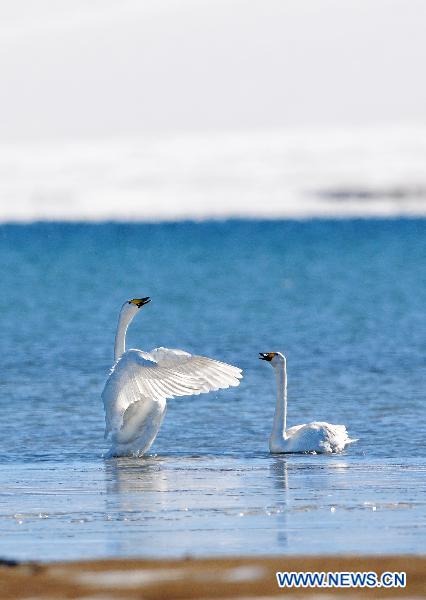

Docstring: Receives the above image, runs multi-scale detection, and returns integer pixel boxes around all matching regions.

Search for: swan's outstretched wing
[103,349,200,439]
[149,347,243,393]
[102,347,242,441]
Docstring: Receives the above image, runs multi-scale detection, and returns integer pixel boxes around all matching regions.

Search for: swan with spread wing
[102,297,242,456]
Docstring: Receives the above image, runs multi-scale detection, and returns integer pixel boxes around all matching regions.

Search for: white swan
[259,352,355,453]
[102,297,243,456]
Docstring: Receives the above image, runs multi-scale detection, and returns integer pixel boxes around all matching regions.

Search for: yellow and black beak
[129,297,151,308]
[259,352,276,362]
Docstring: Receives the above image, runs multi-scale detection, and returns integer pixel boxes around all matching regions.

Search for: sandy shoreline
[0,555,424,599]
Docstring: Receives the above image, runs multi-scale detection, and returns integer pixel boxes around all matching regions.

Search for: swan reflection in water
[269,456,289,549]
[103,455,172,557]
[104,455,169,499]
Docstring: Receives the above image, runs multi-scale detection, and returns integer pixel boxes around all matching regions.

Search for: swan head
[259,352,286,366]
[128,297,151,309]
[120,297,151,319]
[113,297,150,361]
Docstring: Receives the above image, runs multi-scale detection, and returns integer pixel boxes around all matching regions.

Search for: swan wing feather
[102,347,242,438]
[149,346,243,392]
[102,349,201,438]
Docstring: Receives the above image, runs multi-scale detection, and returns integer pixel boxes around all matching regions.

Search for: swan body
[259,352,355,454]
[102,298,242,456]
[269,422,352,454]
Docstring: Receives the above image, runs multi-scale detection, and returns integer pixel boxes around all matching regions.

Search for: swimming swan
[102,298,242,456]
[259,352,355,453]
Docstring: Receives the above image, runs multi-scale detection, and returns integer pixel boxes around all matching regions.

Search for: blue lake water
[0,219,425,561]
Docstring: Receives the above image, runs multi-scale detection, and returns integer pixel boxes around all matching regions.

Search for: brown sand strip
[0,556,424,599]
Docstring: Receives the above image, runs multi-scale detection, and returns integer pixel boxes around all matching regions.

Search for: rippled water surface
[0,220,424,560]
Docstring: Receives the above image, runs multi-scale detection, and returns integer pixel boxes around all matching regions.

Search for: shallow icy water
[0,456,425,561]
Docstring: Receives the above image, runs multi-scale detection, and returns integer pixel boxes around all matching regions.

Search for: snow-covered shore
[1,127,425,222]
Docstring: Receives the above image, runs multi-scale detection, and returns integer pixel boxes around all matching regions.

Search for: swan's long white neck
[114,306,137,362]
[272,358,287,441]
